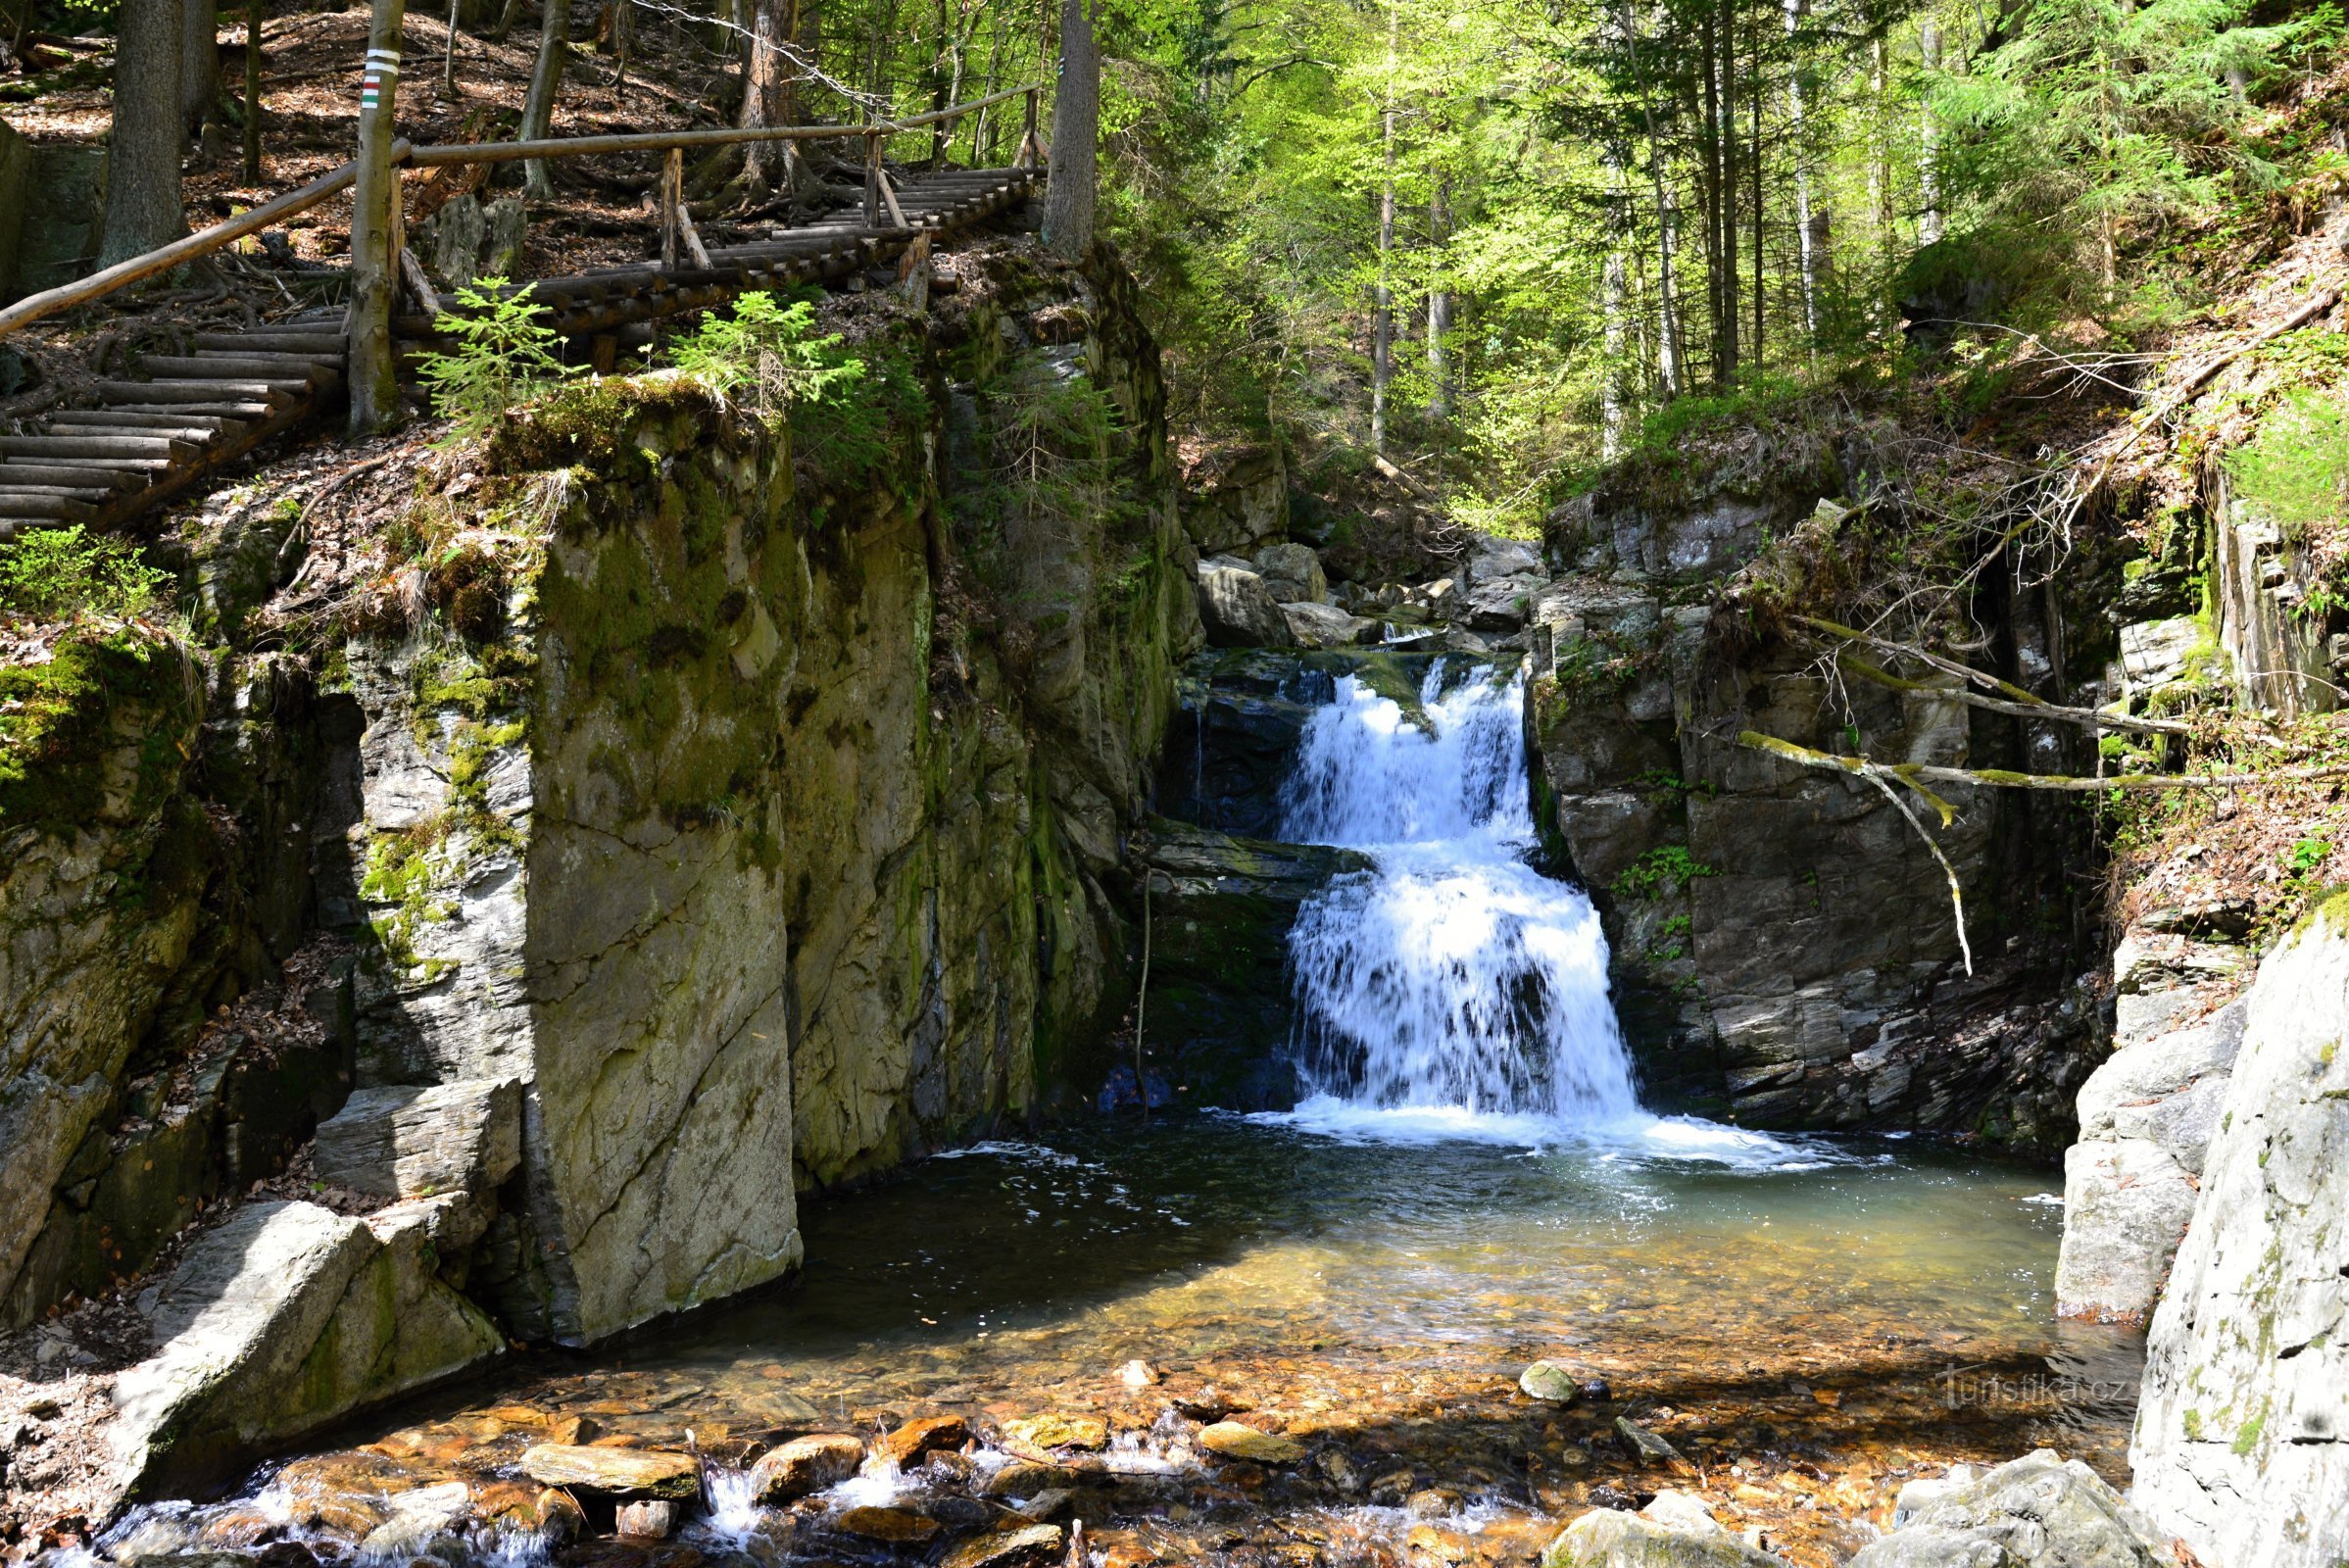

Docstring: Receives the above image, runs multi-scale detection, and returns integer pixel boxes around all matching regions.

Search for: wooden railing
[0,81,1046,348]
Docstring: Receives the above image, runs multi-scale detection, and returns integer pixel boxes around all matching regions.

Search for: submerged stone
[940,1523,1065,1568]
[1520,1361,1582,1403]
[1199,1422,1303,1463]
[516,1446,698,1500]
[1002,1413,1108,1452]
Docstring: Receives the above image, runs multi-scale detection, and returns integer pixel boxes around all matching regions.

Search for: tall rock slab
[2129,903,2349,1567]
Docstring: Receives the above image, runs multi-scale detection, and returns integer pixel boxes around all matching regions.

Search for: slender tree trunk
[1621,0,1682,398]
[444,0,461,93]
[1784,0,1817,345]
[243,0,263,179]
[101,0,189,267]
[1371,0,1396,453]
[491,0,522,43]
[181,0,219,134]
[1426,169,1451,421]
[1919,18,1942,245]
[349,0,409,434]
[1716,0,1738,384]
[1698,12,1724,380]
[1041,0,1098,258]
[519,0,570,198]
[1749,6,1762,368]
[1600,149,1630,457]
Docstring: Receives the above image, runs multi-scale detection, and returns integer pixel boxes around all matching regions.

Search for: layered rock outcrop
[0,242,1195,1504]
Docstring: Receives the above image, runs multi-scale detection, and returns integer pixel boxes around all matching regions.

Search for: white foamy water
[1269,659,1825,1169]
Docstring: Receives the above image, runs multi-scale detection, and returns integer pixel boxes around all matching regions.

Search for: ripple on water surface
[127,1120,2145,1568]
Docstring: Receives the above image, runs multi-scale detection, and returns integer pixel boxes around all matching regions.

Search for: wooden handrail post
[348,0,410,436]
[660,147,682,270]
[863,129,881,228]
[1021,87,1037,170]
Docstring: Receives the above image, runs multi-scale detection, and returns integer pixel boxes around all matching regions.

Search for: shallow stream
[109,657,2144,1568]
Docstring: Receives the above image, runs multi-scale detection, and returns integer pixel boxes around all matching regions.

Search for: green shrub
[2227,389,2349,545]
[0,525,172,622]
[666,290,867,413]
[416,278,579,444]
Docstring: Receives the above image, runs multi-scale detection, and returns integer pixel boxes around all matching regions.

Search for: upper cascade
[1279,661,1639,1125]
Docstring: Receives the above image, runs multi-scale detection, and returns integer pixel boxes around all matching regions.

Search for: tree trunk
[1749,6,1762,368]
[490,0,523,43]
[1426,170,1451,421]
[1041,0,1098,259]
[1371,0,1396,455]
[100,0,189,268]
[740,0,802,196]
[1715,0,1738,385]
[1919,19,1942,245]
[243,0,263,180]
[1620,0,1681,398]
[182,0,219,134]
[1697,11,1723,380]
[519,0,570,198]
[1784,0,1817,344]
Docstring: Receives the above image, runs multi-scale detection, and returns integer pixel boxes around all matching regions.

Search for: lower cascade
[1279,661,1640,1131]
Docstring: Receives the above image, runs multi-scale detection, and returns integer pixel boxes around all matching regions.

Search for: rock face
[0,244,1195,1502]
[1133,818,1369,1109]
[2054,934,2246,1321]
[1180,443,1289,557]
[1852,1450,2165,1568]
[2129,904,2349,1568]
[1521,568,2098,1138]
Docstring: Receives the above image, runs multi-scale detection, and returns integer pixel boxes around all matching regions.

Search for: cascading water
[1279,659,1642,1134]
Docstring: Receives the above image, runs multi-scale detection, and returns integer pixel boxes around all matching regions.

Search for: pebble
[1518,1361,1581,1403]
[1118,1359,1159,1389]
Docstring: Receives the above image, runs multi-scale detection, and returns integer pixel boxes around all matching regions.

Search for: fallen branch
[1857,768,1975,976]
[1740,729,2349,795]
[1792,613,2192,737]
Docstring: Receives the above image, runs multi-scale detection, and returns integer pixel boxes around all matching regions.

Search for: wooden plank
[98,402,275,420]
[11,454,178,473]
[49,417,241,441]
[191,331,348,354]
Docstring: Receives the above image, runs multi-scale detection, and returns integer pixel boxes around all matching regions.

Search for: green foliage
[415,278,579,444]
[949,355,1128,596]
[2286,837,2332,876]
[0,525,172,623]
[666,291,869,415]
[1611,844,1717,902]
[2227,389,2349,546]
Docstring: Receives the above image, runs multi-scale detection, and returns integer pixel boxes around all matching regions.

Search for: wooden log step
[48,412,248,437]
[0,493,97,522]
[0,434,199,460]
[141,355,333,384]
[191,330,347,355]
[0,482,118,499]
[0,461,146,491]
[100,401,276,420]
[5,454,177,474]
[97,379,299,406]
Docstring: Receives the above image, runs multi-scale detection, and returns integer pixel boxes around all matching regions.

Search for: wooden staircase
[0,164,1040,540]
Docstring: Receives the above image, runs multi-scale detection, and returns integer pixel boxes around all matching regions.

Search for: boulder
[1462,573,1544,631]
[1849,1450,2165,1568]
[517,1445,700,1500]
[1181,443,1289,556]
[1255,542,1329,604]
[1460,533,1542,587]
[1541,1507,1787,1567]
[311,1078,523,1200]
[108,1200,504,1500]
[2131,906,2349,1568]
[747,1433,864,1502]
[878,1413,970,1467]
[1282,600,1378,648]
[1199,563,1297,648]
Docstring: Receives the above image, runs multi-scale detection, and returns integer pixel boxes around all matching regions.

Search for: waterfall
[1279,660,1641,1131]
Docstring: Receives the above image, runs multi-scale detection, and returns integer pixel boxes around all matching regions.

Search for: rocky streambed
[69,1123,2145,1568]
